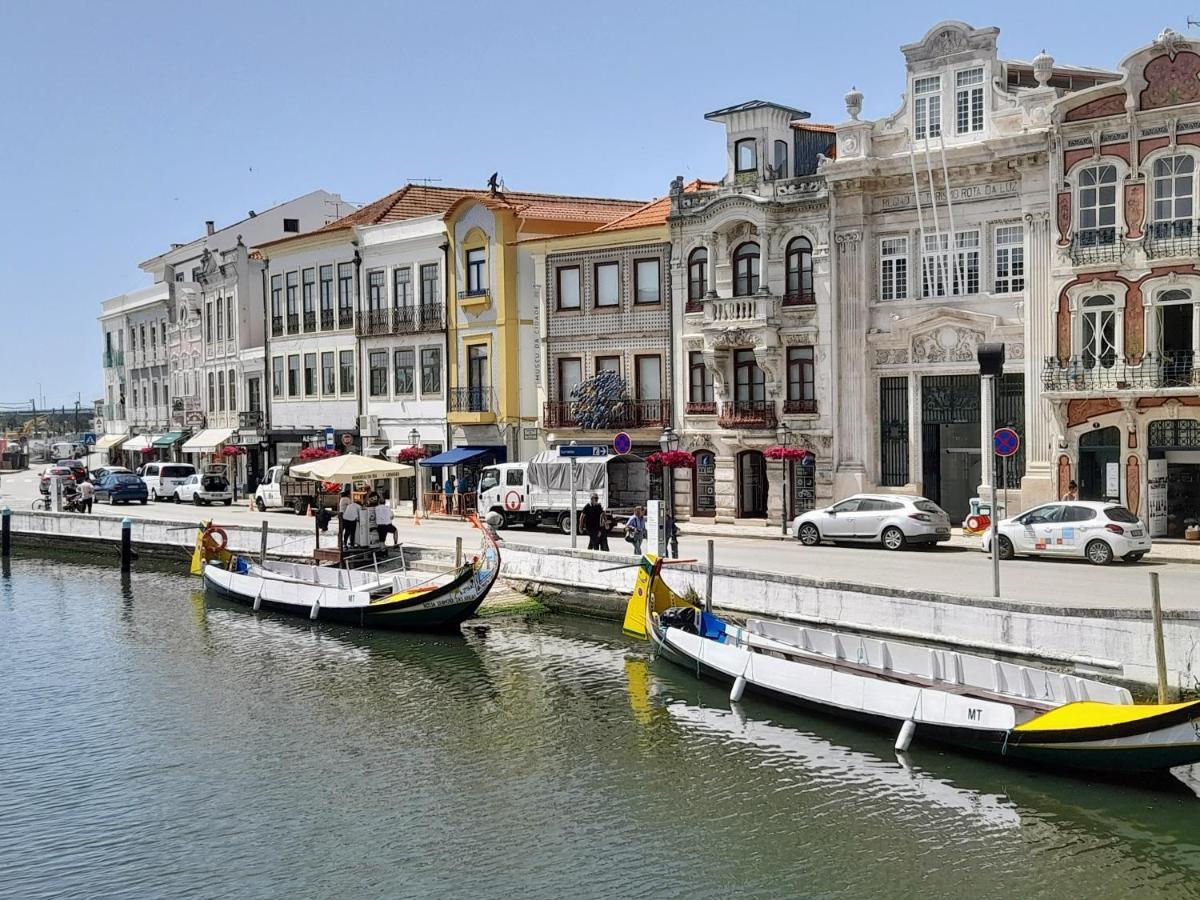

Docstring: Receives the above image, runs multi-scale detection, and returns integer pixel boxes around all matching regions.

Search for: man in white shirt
[341,496,361,549]
[375,500,397,546]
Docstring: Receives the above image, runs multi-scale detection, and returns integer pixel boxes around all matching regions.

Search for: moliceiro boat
[198,523,501,631]
[622,557,1200,774]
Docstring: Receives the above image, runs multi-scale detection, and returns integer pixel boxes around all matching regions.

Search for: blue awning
[420,447,492,467]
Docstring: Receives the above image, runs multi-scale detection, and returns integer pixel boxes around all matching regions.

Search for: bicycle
[31,496,51,510]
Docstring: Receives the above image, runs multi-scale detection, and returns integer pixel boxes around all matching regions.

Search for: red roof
[793,122,836,133]
[595,179,719,232]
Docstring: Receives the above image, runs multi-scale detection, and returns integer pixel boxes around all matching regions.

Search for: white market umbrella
[289,453,415,484]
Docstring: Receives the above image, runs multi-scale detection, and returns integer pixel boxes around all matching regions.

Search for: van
[142,462,197,501]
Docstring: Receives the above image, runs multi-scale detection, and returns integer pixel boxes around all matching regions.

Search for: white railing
[704,295,774,325]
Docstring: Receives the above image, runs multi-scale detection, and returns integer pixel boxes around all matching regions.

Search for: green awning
[153,431,185,448]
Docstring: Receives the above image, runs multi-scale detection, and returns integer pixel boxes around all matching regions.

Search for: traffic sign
[324,426,335,450]
[82,432,97,446]
[993,427,1020,458]
[558,444,607,458]
[613,432,632,455]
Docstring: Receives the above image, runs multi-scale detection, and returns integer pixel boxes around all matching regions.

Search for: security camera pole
[977,343,1005,599]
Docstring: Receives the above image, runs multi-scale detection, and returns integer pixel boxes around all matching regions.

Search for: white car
[142,462,197,501]
[980,501,1150,565]
[792,494,951,551]
[173,472,234,506]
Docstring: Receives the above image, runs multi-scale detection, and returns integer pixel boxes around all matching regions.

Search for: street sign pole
[570,456,578,549]
[987,375,1000,599]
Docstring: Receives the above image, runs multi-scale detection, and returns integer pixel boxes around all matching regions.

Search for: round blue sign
[613,431,632,455]
[993,427,1020,458]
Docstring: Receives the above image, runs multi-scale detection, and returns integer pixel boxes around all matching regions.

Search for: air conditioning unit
[358,415,379,437]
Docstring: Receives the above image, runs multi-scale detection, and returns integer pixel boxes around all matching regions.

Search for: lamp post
[777,422,792,535]
[977,343,1005,599]
[409,427,422,518]
[660,426,679,556]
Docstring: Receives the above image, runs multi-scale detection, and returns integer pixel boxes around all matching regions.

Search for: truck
[254,463,342,515]
[476,451,648,532]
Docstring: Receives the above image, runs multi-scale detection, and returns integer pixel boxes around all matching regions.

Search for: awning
[153,431,185,448]
[419,447,492,467]
[182,428,236,454]
[95,434,127,451]
[122,434,160,453]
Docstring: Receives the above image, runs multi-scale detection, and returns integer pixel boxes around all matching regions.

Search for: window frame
[338,349,355,395]
[786,346,815,403]
[419,263,439,305]
[393,266,412,308]
[465,248,487,295]
[368,349,388,397]
[734,138,758,174]
[1150,153,1196,226]
[320,351,336,397]
[633,258,661,305]
[954,66,985,135]
[732,242,761,297]
[594,261,620,308]
[733,348,765,402]
[1075,163,1120,244]
[286,354,300,398]
[634,354,662,402]
[687,247,708,302]
[272,357,285,399]
[393,348,415,395]
[993,224,1025,294]
[557,356,583,402]
[367,269,386,311]
[913,74,943,142]
[879,236,909,301]
[688,350,714,404]
[303,352,317,397]
[420,346,442,395]
[785,236,813,299]
[556,265,581,311]
[319,265,334,327]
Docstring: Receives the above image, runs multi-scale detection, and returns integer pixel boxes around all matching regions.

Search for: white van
[142,462,197,501]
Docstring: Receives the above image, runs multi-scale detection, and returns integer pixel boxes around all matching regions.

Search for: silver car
[792,494,952,551]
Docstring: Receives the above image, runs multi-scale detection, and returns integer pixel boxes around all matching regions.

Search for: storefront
[1148,418,1200,538]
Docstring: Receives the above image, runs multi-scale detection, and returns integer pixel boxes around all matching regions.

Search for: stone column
[766,457,786,526]
[705,232,718,298]
[757,228,771,294]
[833,229,867,497]
[1021,210,1056,508]
[713,452,736,523]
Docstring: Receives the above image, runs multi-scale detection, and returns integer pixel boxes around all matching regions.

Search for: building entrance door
[1078,426,1121,502]
[921,374,981,524]
[737,450,767,518]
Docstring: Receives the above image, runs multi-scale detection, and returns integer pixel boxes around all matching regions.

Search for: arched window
[1151,155,1195,234]
[1080,295,1117,369]
[733,242,760,296]
[773,140,789,178]
[734,139,757,174]
[784,237,813,302]
[1155,288,1197,385]
[687,248,708,306]
[1077,164,1118,246]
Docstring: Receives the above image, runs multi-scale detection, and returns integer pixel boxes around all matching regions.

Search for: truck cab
[478,463,530,528]
[255,465,287,510]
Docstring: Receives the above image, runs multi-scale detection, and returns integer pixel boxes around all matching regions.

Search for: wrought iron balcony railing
[238,410,263,430]
[392,306,418,333]
[320,309,335,330]
[1144,219,1200,260]
[1070,228,1123,265]
[717,400,777,429]
[543,399,671,430]
[781,291,816,308]
[286,313,300,333]
[270,316,284,337]
[685,401,717,415]
[448,386,491,413]
[1042,352,1199,391]
[783,398,818,414]
[418,303,444,331]
[303,311,317,332]
[338,308,354,330]
[356,309,392,337]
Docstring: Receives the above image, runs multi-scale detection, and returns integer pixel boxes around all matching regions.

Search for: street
[4,466,1197,611]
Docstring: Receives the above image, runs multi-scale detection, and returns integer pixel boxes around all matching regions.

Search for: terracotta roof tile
[792,122,835,133]
[595,179,719,232]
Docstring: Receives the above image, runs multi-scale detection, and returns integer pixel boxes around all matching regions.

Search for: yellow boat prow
[1016,699,1200,732]
[622,556,690,639]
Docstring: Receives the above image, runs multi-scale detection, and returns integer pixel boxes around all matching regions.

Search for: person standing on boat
[375,499,397,546]
[340,491,362,550]
[624,506,646,555]
[580,493,606,551]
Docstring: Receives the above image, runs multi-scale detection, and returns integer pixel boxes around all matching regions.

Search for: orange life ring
[504,490,522,511]
[202,524,228,553]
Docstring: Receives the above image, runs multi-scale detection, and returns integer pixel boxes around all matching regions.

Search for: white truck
[476,451,648,532]
[254,463,342,515]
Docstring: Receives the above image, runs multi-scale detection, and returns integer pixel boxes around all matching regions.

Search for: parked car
[141,462,197,501]
[793,494,952,551]
[39,466,78,494]
[91,465,132,483]
[980,501,1150,565]
[95,473,149,505]
[174,472,234,506]
[56,458,88,483]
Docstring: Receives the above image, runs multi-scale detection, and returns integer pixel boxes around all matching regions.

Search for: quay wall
[6,510,1199,691]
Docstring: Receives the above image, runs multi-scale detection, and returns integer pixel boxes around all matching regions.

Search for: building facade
[670,102,835,525]
[1042,28,1200,537]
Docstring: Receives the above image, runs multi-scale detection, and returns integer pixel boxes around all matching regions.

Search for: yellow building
[442,187,644,461]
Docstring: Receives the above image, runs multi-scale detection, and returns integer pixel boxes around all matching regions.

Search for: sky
[0,0,1186,410]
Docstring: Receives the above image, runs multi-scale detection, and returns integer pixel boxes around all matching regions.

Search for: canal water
[3,555,1200,900]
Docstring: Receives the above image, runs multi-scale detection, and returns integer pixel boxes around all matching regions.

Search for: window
[272,357,284,398]
[880,237,908,301]
[302,268,315,328]
[955,67,984,135]
[216,297,224,341]
[1155,289,1197,384]
[420,263,439,304]
[339,349,355,393]
[922,229,979,297]
[1077,164,1118,245]
[1080,295,1118,369]
[270,275,282,333]
[421,347,441,394]
[152,382,158,406]
[773,140,789,178]
[994,225,1024,293]
[394,349,414,394]
[208,372,216,410]
[734,138,757,174]
[734,349,765,402]
[367,270,386,310]
[558,357,582,401]
[283,217,300,233]
[227,368,236,410]
[217,371,225,411]
[595,262,619,307]
[596,355,621,376]
[394,266,412,308]
[466,248,487,295]
[733,242,760,296]
[303,353,317,396]
[321,352,336,395]
[150,325,156,350]
[635,355,661,401]
[786,347,815,405]
[226,296,234,343]
[284,271,298,332]
[337,263,354,326]
[557,266,581,310]
[467,345,488,389]
[319,265,334,328]
[785,237,813,299]
[287,354,300,398]
[247,377,261,412]
[369,350,388,397]
[913,75,942,141]
[688,351,713,403]
[687,248,708,302]
[1151,155,1195,228]
[634,259,660,304]
[205,303,213,343]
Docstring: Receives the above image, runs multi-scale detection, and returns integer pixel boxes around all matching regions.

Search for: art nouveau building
[1042,28,1200,537]
[825,21,1116,523]
[670,102,835,525]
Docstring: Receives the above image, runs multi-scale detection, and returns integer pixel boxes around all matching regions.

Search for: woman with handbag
[624,506,646,556]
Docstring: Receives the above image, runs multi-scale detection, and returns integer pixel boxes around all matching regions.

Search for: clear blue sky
[0,0,1176,409]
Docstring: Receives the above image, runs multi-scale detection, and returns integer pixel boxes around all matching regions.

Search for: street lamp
[660,426,679,555]
[977,342,1005,599]
[409,428,422,518]
[777,422,792,535]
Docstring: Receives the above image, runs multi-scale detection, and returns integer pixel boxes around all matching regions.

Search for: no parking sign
[993,427,1020,457]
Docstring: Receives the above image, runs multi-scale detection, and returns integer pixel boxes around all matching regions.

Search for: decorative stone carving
[1065,94,1126,123]
[1007,342,1025,360]
[1056,192,1071,246]
[1126,282,1145,361]
[911,326,985,364]
[834,230,862,246]
[1140,50,1200,110]
[708,328,756,350]
[753,347,780,397]
[845,86,863,121]
[1032,50,1054,87]
[1056,293,1071,361]
[684,336,705,351]
[1126,456,1141,516]
[873,348,909,366]
[1153,27,1189,61]
[1057,455,1072,498]
[1124,183,1146,239]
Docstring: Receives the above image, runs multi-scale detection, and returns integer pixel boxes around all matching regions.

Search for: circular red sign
[504,490,522,511]
[993,427,1020,458]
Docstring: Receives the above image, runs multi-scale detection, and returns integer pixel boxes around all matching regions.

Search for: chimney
[205,220,215,235]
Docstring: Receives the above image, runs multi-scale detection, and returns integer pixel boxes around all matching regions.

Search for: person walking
[1062,480,1079,501]
[375,500,398,546]
[580,493,606,551]
[78,478,94,514]
[341,491,361,550]
[624,506,646,555]
[444,473,457,516]
[338,487,351,545]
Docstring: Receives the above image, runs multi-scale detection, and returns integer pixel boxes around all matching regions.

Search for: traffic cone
[307,504,315,517]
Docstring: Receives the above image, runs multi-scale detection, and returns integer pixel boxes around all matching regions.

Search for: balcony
[457,288,491,308]
[685,401,717,415]
[338,308,354,330]
[303,311,317,333]
[783,398,818,415]
[782,291,816,308]
[393,306,418,333]
[1070,228,1123,265]
[320,309,335,330]
[543,399,671,430]
[704,294,777,327]
[103,349,124,368]
[717,400,777,430]
[356,309,393,337]
[418,303,444,331]
[271,316,284,337]
[1041,352,1200,392]
[685,298,704,314]
[1145,219,1200,260]
[286,313,300,334]
[448,386,492,413]
[238,410,264,431]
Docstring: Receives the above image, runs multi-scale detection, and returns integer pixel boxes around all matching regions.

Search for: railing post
[2,506,10,558]
[120,517,132,572]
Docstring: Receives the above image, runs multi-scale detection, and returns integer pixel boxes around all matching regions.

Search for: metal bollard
[455,536,463,568]
[260,520,269,564]
[120,517,132,572]
[1,506,10,558]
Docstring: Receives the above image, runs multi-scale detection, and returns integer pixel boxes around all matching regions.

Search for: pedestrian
[600,512,614,551]
[580,493,606,551]
[315,505,332,533]
[338,487,353,547]
[1062,480,1079,501]
[341,493,361,550]
[624,505,646,555]
[77,478,94,514]
[444,473,457,515]
[666,513,679,558]
[375,500,398,546]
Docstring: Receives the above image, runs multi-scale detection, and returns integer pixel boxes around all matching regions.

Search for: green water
[3,554,1200,899]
